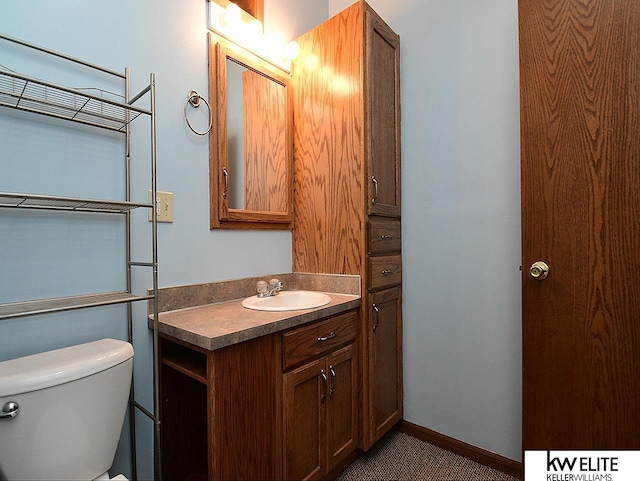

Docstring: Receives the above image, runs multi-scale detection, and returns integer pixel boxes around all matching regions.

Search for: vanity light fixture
[207,0,300,72]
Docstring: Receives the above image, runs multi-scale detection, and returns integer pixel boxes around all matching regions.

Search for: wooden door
[520,0,640,450]
[326,344,357,470]
[366,6,401,218]
[370,287,403,444]
[283,359,326,481]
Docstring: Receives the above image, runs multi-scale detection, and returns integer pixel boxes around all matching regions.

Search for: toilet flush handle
[0,401,19,419]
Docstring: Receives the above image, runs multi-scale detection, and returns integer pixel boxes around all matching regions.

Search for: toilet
[0,339,134,481]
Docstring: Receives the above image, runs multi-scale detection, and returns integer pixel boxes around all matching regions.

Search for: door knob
[529,261,550,280]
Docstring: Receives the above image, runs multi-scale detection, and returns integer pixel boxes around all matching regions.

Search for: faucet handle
[270,278,282,287]
[256,280,268,296]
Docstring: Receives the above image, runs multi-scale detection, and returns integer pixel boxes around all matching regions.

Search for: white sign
[525,451,640,481]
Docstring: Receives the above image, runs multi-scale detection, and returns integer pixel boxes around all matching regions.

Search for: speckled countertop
[150,273,361,351]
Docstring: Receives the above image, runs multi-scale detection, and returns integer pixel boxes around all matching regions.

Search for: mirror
[209,35,293,229]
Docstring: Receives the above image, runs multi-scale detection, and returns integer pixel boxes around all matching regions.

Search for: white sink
[241,290,332,311]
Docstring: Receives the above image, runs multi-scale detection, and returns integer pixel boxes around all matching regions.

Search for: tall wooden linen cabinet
[292,1,402,451]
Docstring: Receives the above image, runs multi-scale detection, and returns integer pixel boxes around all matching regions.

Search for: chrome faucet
[256,278,283,298]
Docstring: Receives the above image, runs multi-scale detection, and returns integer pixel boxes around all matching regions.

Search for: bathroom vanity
[153,274,361,480]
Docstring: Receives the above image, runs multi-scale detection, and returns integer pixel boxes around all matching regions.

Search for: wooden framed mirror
[208,34,293,229]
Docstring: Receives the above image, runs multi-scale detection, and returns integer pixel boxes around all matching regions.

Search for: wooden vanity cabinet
[159,308,359,481]
[282,312,358,481]
[160,334,283,481]
[292,0,402,451]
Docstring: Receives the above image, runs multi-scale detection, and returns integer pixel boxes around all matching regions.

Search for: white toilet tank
[0,339,134,481]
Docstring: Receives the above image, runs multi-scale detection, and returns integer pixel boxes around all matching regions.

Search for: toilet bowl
[0,339,134,481]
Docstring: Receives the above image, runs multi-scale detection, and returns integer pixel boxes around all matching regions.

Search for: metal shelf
[0,67,151,132]
[0,291,154,320]
[0,192,153,213]
[1,32,161,479]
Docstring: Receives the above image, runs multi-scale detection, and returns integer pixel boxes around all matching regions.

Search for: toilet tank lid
[0,339,133,397]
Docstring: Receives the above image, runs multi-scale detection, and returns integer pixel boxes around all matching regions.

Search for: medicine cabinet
[208,35,293,230]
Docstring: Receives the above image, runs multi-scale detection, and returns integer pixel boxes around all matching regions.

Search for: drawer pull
[321,369,328,402]
[317,332,336,342]
[329,366,336,397]
[372,304,379,331]
[371,176,378,205]
[380,234,395,240]
[381,269,396,275]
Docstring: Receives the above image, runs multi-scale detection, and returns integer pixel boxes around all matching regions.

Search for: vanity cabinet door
[365,6,401,218]
[369,286,402,443]
[283,359,326,481]
[326,344,357,472]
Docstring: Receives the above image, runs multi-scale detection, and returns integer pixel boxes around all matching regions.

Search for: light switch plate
[149,190,174,223]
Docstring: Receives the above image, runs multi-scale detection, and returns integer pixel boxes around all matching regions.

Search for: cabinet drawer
[368,255,402,290]
[368,220,401,254]
[283,310,357,370]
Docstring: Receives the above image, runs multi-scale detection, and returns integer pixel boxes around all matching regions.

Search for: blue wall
[329,0,523,462]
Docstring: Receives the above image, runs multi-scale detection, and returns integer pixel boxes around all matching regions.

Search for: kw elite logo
[545,451,617,481]
[525,450,640,481]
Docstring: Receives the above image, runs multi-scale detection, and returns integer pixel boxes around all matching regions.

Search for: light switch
[148,190,174,223]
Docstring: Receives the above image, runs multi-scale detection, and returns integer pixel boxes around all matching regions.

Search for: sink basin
[241,290,332,311]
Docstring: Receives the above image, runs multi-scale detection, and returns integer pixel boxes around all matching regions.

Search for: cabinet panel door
[366,7,401,218]
[283,359,326,481]
[326,344,357,470]
[370,287,403,443]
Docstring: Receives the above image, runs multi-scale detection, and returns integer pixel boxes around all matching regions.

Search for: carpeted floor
[336,431,520,481]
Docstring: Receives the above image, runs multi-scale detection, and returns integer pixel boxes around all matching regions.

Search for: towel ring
[184,89,212,136]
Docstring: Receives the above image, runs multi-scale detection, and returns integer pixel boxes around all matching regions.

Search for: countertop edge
[150,294,361,352]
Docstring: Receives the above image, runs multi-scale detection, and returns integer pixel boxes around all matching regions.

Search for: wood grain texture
[243,69,288,212]
[365,7,401,218]
[327,344,358,472]
[520,0,640,449]
[211,334,283,480]
[368,219,402,254]
[283,310,358,370]
[370,286,403,443]
[367,254,402,291]
[283,358,326,481]
[292,2,365,275]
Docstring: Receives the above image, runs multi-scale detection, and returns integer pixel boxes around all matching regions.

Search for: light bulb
[245,18,263,48]
[224,3,242,26]
[248,18,263,35]
[285,41,300,60]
